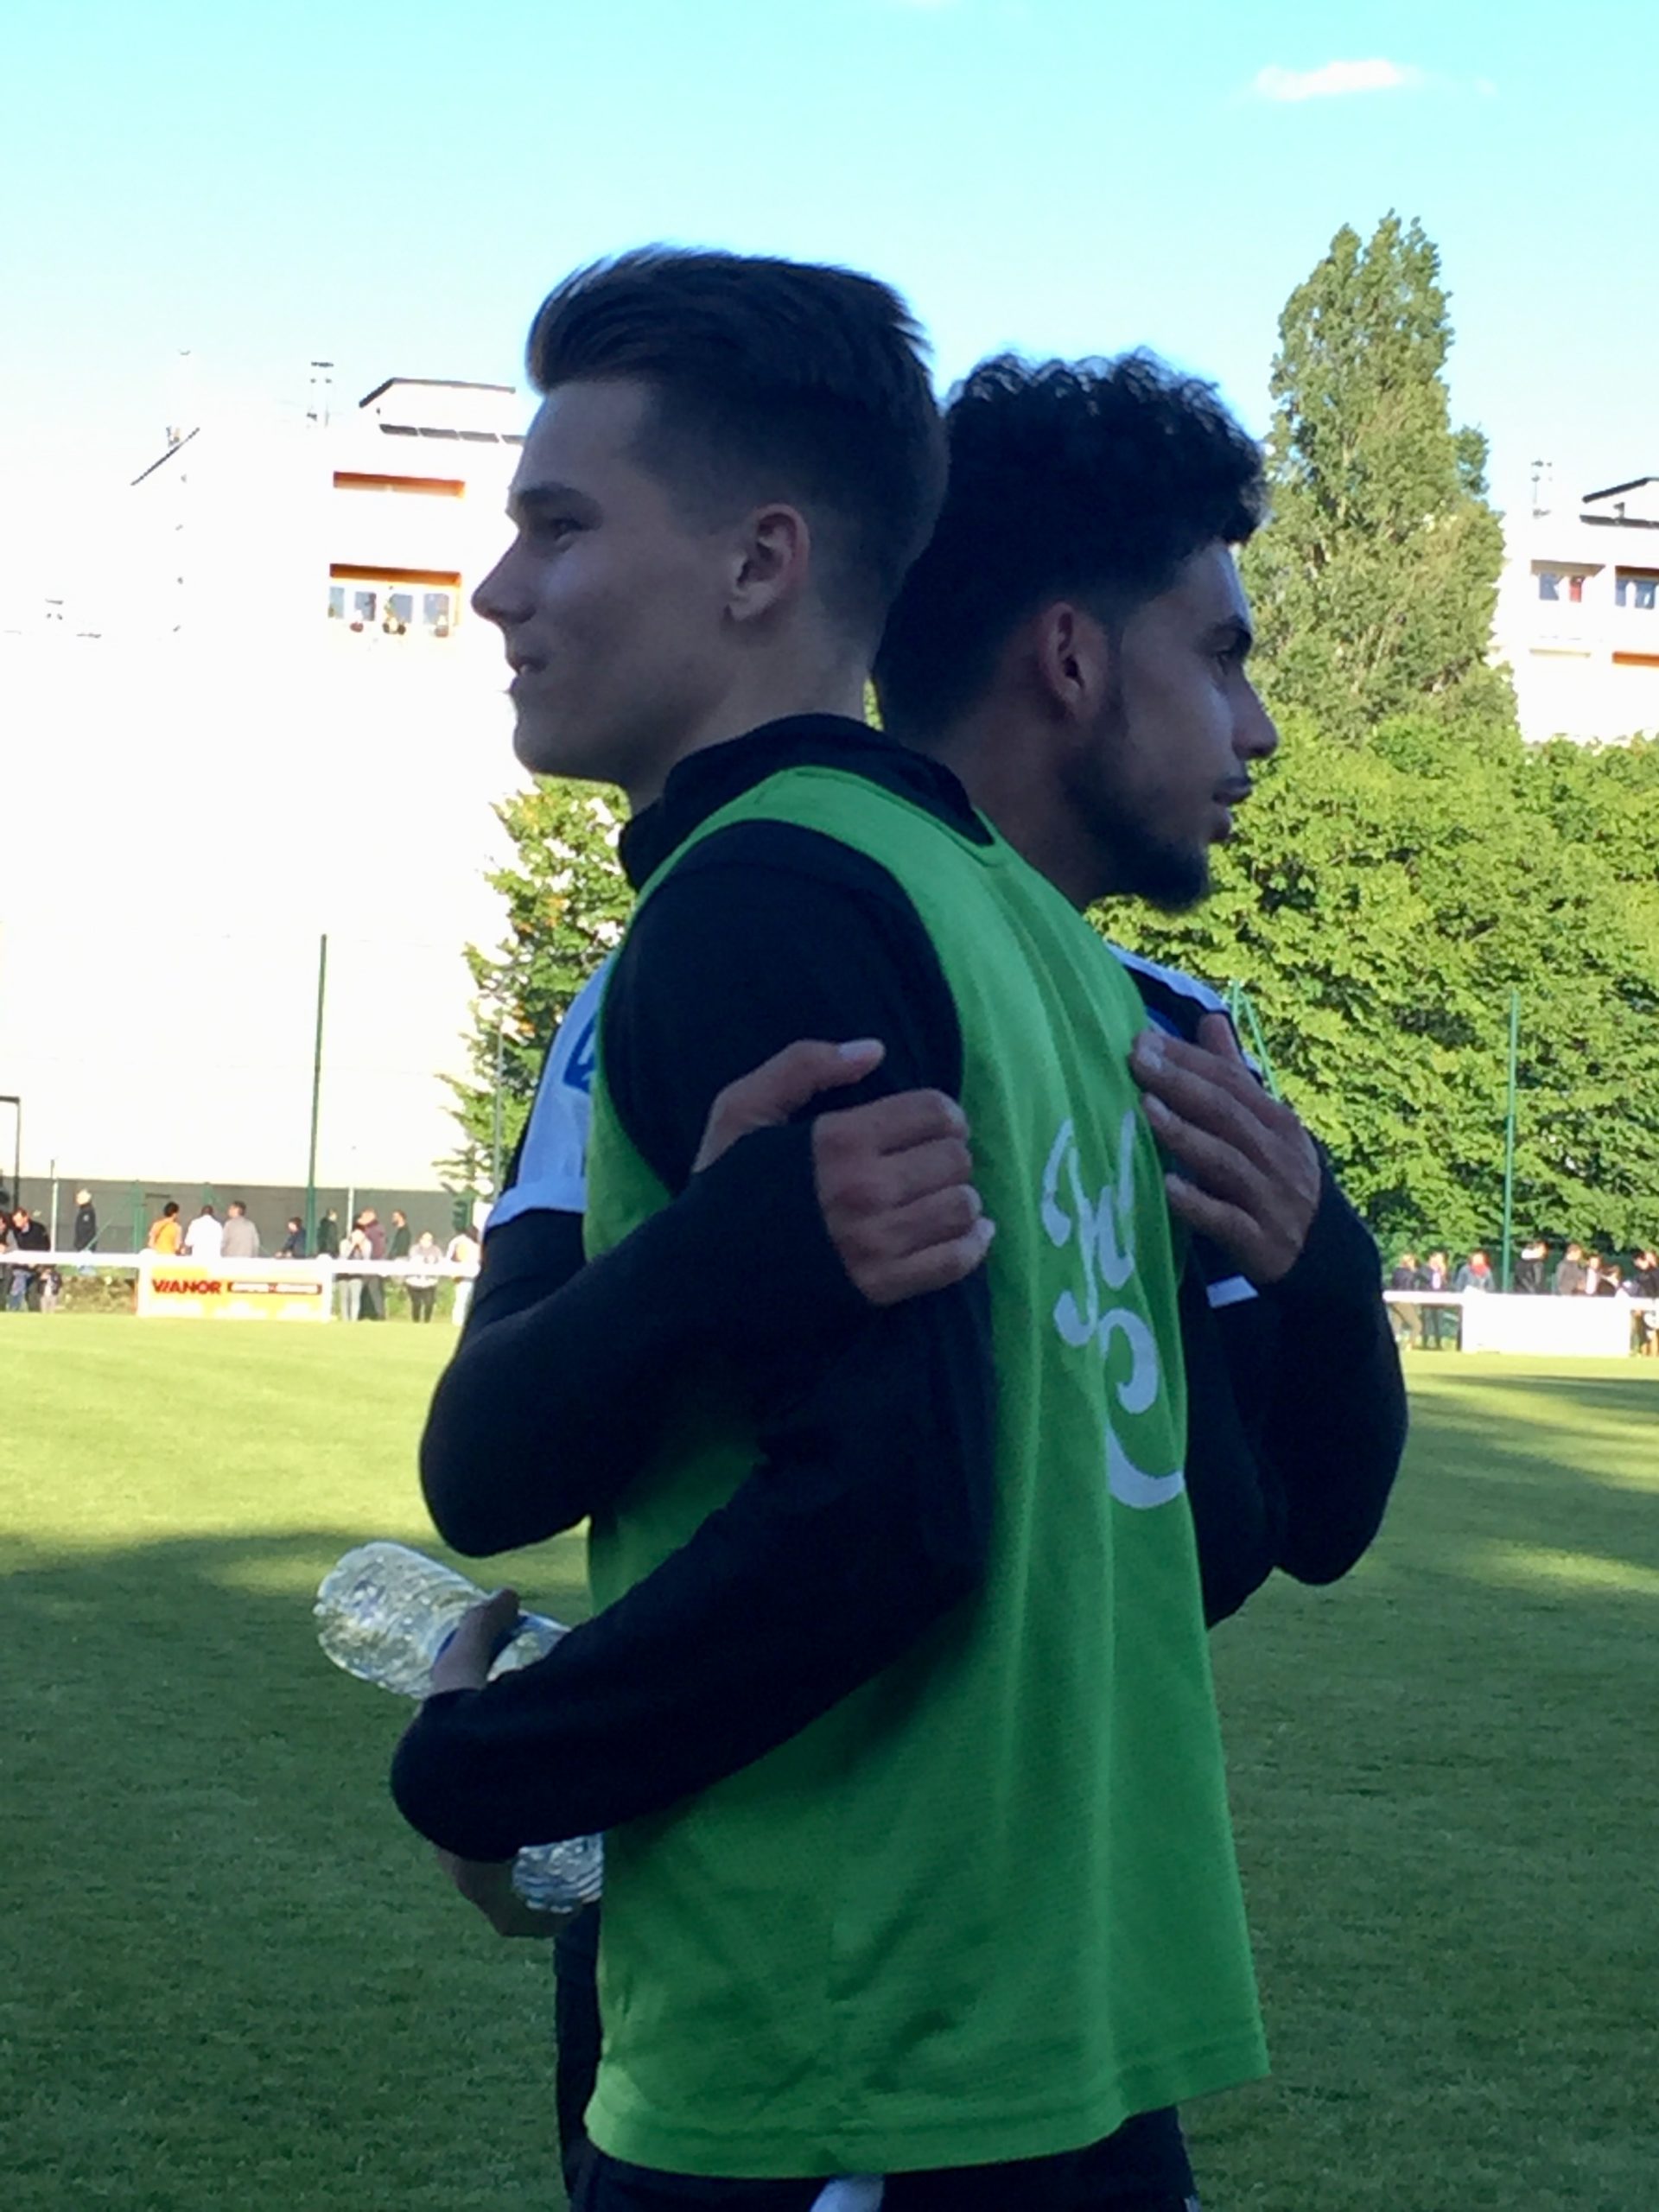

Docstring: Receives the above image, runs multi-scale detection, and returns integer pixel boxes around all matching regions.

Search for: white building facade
[1495,476,1659,744]
[0,378,545,1208]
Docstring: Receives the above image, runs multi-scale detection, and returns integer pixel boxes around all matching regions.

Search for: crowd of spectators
[0,1192,481,1325]
[1389,1241,1659,1352]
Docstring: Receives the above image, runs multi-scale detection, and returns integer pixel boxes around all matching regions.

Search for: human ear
[728,503,810,626]
[1030,601,1115,724]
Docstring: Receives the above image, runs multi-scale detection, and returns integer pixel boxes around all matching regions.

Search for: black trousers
[553,1911,1198,2212]
[408,1283,437,1321]
[574,2151,1198,2211]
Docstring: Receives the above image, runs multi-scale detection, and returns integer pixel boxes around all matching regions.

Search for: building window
[327,563,462,636]
[1567,575,1585,603]
[1537,571,1560,601]
[1616,572,1659,611]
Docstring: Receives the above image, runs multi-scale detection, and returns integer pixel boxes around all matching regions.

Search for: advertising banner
[137,1257,333,1322]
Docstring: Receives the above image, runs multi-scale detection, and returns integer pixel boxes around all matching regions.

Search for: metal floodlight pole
[0,1093,21,1211]
[1500,987,1520,1294]
[305,933,328,1252]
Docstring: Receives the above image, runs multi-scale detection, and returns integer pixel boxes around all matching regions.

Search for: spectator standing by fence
[1389,1252,1423,1349]
[407,1231,442,1323]
[316,1210,341,1260]
[1632,1251,1659,1354]
[280,1217,305,1258]
[146,1202,183,1256]
[1515,1239,1548,1294]
[183,1205,223,1262]
[14,1211,49,1310]
[221,1202,260,1260]
[356,1212,387,1320]
[1455,1250,1495,1297]
[73,1191,99,1252]
[445,1225,479,1326]
[339,1220,369,1322]
[1423,1249,1458,1349]
[1554,1243,1587,1296]
[386,1211,412,1317]
[6,1209,30,1311]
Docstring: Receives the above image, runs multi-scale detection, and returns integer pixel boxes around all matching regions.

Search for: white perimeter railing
[0,1251,480,1324]
[4,1260,1656,1352]
[1382,1288,1658,1357]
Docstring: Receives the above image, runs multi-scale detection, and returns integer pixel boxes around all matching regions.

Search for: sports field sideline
[3,1321,1656,2209]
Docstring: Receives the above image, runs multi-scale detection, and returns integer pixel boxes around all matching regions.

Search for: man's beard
[1108,818,1212,912]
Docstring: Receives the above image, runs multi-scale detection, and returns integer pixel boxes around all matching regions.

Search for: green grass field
[3,1321,1656,2209]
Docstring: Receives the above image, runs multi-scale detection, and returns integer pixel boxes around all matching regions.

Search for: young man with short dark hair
[392,257,1264,2208]
[450,345,1403,2210]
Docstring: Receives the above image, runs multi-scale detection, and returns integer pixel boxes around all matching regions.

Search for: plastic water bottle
[315,1541,604,1911]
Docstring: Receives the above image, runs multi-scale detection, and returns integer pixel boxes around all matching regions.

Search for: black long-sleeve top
[394,716,1406,1863]
[395,719,998,1856]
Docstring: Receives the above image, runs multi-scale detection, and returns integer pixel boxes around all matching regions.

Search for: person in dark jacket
[1554,1243,1588,1296]
[1514,1239,1548,1295]
[315,1210,341,1260]
[1632,1249,1659,1355]
[387,1209,413,1316]
[16,1211,50,1311]
[358,1211,387,1319]
[73,1191,99,1251]
[280,1217,306,1259]
[1389,1252,1425,1347]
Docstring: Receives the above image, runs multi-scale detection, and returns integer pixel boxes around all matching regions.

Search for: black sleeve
[391,823,996,1855]
[420,1127,861,1557]
[1252,1159,1407,1586]
[1177,1262,1284,1626]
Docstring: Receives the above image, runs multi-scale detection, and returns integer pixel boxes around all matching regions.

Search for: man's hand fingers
[847,1134,975,1212]
[1195,1009,1250,1069]
[429,1586,520,1694]
[1141,1093,1268,1208]
[1133,1025,1265,1112]
[743,1037,887,1115]
[860,1215,996,1306]
[1162,1173,1262,1264]
[813,1087,967,1161]
[694,1039,887,1172]
[435,1848,563,1940]
[1133,1049,1281,1178]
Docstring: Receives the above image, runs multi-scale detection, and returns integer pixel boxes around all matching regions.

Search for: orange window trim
[328,563,463,588]
[1611,652,1659,669]
[333,471,466,497]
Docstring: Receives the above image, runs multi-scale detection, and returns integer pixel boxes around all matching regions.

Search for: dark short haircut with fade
[875,352,1266,743]
[526,247,945,643]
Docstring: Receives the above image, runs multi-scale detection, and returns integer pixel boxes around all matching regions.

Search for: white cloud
[1251,58,1425,104]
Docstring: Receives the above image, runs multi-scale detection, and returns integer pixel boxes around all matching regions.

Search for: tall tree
[440,780,630,1193]
[1244,213,1512,741]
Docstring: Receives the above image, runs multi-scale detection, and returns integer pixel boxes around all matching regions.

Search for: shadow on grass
[4,1524,586,2211]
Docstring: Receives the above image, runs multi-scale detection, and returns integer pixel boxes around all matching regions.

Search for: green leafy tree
[1244,213,1513,741]
[440,779,631,1192]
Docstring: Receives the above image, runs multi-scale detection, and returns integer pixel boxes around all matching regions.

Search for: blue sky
[6,0,1656,583]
